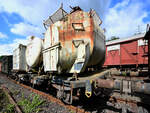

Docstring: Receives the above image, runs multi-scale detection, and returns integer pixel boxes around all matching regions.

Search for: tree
[106,36,120,42]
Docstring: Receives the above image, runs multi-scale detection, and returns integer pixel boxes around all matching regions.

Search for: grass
[0,88,15,113]
[18,93,45,113]
[12,89,20,95]
[6,104,15,113]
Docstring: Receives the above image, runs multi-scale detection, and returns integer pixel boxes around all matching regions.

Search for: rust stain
[51,10,95,58]
[50,26,52,46]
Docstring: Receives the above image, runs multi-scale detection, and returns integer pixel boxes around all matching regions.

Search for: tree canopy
[106,36,120,42]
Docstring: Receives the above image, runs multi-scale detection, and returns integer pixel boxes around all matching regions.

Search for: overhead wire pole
[138,25,141,34]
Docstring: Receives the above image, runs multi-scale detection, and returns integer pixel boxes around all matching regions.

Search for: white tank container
[26,36,43,68]
[13,44,27,71]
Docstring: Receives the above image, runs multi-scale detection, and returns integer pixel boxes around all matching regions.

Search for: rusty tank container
[43,6,105,74]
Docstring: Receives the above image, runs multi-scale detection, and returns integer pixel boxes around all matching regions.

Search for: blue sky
[0,0,150,55]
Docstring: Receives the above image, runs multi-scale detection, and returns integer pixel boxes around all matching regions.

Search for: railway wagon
[13,6,106,104]
[104,33,148,70]
[0,55,13,74]
[24,6,105,74]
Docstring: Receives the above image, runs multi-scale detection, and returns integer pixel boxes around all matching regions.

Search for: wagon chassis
[45,69,110,104]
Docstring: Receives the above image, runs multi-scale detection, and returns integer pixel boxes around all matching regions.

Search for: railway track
[1,74,88,113]
[1,85,23,113]
[1,72,150,113]
[13,78,150,113]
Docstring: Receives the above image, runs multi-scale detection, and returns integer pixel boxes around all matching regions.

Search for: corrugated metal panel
[13,44,27,71]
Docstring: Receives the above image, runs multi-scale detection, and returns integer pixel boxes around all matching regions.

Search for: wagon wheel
[18,78,22,83]
[62,90,73,104]
[32,84,37,89]
[15,74,19,81]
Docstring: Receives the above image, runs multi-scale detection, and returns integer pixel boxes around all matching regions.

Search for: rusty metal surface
[95,79,114,89]
[134,82,150,94]
[95,78,150,95]
[43,7,105,73]
[111,70,140,76]
[109,92,140,113]
[70,69,111,89]
[112,75,148,81]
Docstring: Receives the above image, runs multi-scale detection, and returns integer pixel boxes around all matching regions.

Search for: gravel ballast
[0,73,71,113]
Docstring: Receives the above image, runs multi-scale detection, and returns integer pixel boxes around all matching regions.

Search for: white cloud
[0,0,111,55]
[0,32,8,39]
[0,37,29,55]
[1,0,150,41]
[0,0,53,25]
[103,0,150,39]
[10,22,43,37]
[0,0,111,38]
[0,0,59,37]
[0,0,110,25]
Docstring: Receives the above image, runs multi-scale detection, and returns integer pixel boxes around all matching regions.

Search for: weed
[0,89,12,113]
[12,89,20,95]
[18,93,45,113]
[6,104,15,113]
[122,72,127,76]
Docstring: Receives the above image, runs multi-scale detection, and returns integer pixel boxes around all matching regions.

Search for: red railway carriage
[104,33,148,69]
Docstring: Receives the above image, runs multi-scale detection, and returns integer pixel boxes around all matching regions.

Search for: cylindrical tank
[26,36,43,68]
[43,9,105,73]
